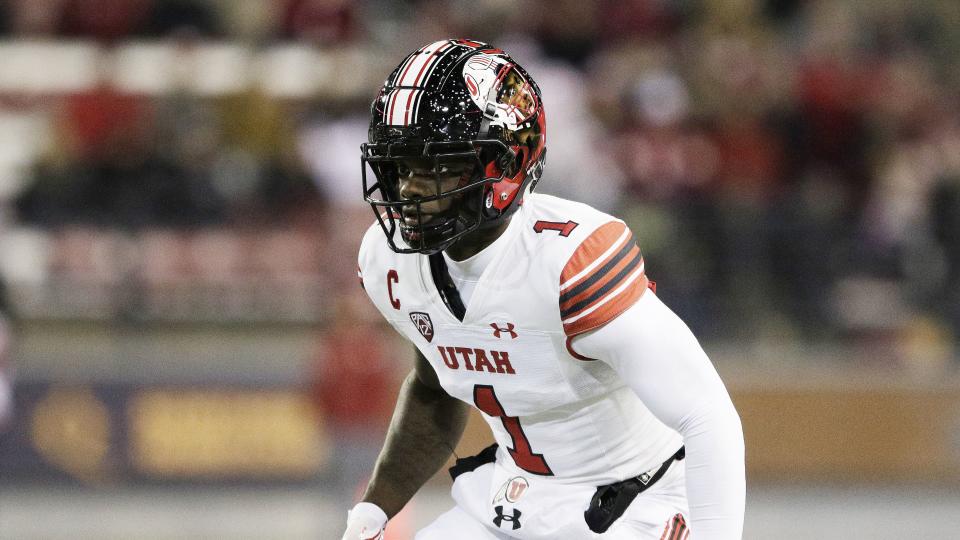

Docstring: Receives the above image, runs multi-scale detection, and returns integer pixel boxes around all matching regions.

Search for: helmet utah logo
[410,312,434,342]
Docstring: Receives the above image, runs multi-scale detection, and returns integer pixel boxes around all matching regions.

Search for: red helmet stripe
[394,43,428,86]
[402,88,417,125]
[397,40,451,87]
[387,89,421,125]
[411,41,453,87]
[411,88,426,124]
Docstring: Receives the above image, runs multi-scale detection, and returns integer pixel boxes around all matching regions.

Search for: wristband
[348,502,388,524]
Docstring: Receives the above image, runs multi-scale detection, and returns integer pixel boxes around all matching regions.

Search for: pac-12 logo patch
[409,312,434,342]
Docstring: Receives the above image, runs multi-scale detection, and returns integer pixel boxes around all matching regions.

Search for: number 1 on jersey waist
[473,384,553,476]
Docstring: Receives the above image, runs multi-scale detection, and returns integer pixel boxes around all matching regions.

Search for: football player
[342,39,744,539]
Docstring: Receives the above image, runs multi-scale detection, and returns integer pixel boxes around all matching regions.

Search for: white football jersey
[358,193,681,485]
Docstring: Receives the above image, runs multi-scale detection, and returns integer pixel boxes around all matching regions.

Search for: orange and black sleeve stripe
[560,221,649,337]
[659,513,689,540]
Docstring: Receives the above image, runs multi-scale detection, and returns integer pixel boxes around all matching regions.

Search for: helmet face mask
[362,138,513,254]
[362,39,546,255]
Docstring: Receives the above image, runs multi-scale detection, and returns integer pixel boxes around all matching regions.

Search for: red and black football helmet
[362,39,547,254]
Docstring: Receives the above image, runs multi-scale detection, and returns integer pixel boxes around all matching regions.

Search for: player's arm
[360,348,470,517]
[347,234,469,537]
[342,350,468,538]
[558,220,742,538]
[572,292,745,539]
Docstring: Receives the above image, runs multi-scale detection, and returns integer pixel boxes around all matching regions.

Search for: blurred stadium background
[0,0,958,538]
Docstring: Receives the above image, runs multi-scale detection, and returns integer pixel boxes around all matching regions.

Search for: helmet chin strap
[478,99,499,139]
[527,146,546,193]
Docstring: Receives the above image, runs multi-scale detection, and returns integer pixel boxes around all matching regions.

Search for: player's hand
[341,502,388,540]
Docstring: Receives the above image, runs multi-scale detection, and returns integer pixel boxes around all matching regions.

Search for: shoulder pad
[559,220,649,337]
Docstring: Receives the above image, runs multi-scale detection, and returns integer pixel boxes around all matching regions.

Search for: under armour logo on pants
[493,505,522,530]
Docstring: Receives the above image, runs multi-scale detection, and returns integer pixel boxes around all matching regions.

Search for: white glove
[341,502,388,540]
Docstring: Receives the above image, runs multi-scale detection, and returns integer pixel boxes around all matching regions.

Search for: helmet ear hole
[497,147,517,174]
[510,152,524,176]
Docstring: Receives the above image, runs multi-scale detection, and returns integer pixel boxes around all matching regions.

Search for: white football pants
[415,458,690,539]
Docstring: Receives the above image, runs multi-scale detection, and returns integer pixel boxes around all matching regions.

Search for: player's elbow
[714,397,744,453]
[677,395,744,451]
[717,394,743,438]
[724,402,745,459]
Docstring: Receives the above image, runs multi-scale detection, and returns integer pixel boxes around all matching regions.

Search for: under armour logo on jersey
[493,505,522,530]
[490,322,517,339]
[410,312,434,342]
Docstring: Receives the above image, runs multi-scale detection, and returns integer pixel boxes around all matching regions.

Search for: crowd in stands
[0,0,958,359]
